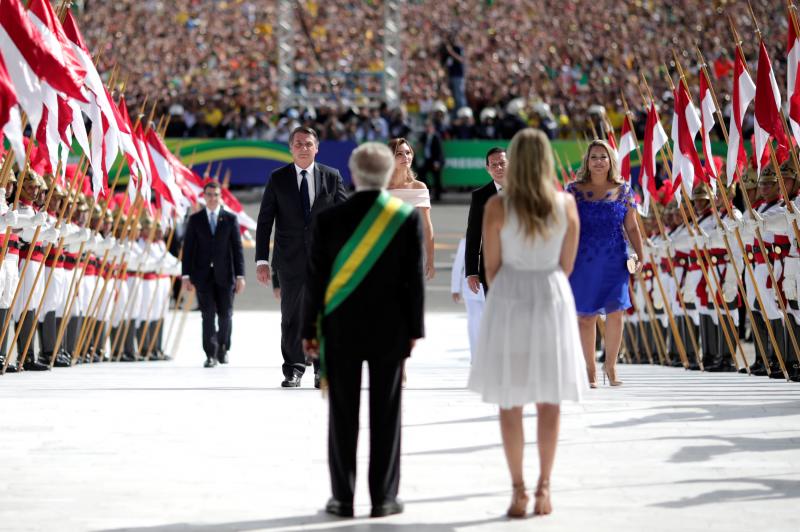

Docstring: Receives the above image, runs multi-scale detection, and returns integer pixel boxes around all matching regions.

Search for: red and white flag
[726,47,756,186]
[641,102,668,215]
[788,9,800,150]
[617,118,636,182]
[145,128,193,216]
[754,39,789,174]
[220,187,257,233]
[0,52,24,167]
[670,83,704,203]
[699,73,718,193]
[0,0,86,140]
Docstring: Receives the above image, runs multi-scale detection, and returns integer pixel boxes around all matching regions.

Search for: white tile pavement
[0,311,799,532]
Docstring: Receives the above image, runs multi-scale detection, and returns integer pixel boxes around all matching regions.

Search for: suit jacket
[301,190,425,360]
[255,162,347,281]
[465,181,498,287]
[418,131,444,166]
[182,208,245,290]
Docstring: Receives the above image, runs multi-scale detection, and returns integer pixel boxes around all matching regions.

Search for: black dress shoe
[23,358,50,371]
[217,350,228,364]
[281,374,301,387]
[120,352,136,362]
[54,353,72,368]
[314,373,321,389]
[204,357,217,368]
[325,498,354,517]
[371,498,404,518]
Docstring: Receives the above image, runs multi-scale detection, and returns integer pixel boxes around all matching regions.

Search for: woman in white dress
[468,128,587,518]
[387,138,435,280]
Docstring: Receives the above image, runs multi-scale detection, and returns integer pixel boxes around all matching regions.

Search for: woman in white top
[468,128,587,518]
[387,138,435,280]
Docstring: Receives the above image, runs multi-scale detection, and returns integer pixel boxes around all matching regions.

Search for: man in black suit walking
[465,147,506,294]
[182,180,246,367]
[302,142,425,518]
[417,120,445,201]
[256,126,347,388]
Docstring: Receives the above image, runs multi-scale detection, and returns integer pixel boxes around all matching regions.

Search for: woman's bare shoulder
[410,180,428,190]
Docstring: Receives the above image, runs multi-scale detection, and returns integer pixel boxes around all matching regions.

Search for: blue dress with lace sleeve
[566,182,636,316]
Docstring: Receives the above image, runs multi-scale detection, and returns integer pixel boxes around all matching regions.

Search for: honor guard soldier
[0,168,21,371]
[741,165,786,378]
[703,184,743,372]
[755,160,800,381]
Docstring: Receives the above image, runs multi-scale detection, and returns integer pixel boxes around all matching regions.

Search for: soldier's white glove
[40,227,59,244]
[0,209,18,227]
[31,211,47,226]
[99,236,116,251]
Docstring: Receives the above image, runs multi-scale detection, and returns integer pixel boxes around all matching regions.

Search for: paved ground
[1,310,799,532]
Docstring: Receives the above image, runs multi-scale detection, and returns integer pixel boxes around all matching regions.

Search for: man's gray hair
[348,142,395,188]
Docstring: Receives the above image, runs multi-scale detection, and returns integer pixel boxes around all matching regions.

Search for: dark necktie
[300,169,311,225]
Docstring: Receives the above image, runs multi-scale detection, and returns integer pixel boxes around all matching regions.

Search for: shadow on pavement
[651,476,800,508]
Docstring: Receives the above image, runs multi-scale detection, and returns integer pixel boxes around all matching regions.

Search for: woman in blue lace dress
[566,140,644,387]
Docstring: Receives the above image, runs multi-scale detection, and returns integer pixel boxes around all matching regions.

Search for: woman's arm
[482,196,504,286]
[559,194,580,276]
[420,206,435,280]
[624,205,645,267]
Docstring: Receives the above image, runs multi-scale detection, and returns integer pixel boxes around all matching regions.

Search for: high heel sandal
[603,361,623,386]
[506,482,529,518]
[533,478,552,516]
[588,366,597,389]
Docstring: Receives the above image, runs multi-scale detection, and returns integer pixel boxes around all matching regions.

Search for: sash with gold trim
[317,191,414,390]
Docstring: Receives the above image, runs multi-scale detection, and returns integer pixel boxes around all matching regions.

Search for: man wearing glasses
[182,180,246,368]
[465,147,506,294]
[256,126,347,388]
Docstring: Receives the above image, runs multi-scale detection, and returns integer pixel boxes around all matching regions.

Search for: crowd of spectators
[79,0,783,141]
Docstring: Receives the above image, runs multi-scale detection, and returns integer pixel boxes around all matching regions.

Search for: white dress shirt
[295,162,316,207]
[206,205,221,231]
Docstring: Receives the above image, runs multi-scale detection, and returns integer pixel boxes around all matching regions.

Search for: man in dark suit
[465,147,506,294]
[417,120,445,201]
[302,142,424,519]
[256,126,347,388]
[182,180,246,367]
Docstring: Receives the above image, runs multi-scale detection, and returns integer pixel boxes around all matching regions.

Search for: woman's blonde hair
[575,139,623,184]
[387,138,417,183]
[505,128,558,239]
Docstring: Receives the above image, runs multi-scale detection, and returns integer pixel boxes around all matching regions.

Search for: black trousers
[327,351,403,506]
[279,275,317,378]
[195,279,234,360]
[419,160,443,200]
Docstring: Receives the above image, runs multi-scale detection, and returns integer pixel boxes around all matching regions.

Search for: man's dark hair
[203,180,221,193]
[289,126,319,145]
[485,147,506,166]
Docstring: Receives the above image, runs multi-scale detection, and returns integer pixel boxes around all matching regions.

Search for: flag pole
[0,166,62,373]
[620,93,692,368]
[670,51,749,371]
[728,16,798,379]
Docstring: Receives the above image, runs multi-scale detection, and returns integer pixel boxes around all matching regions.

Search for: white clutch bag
[627,254,639,274]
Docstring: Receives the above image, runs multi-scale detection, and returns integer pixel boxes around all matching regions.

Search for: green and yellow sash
[318,191,414,391]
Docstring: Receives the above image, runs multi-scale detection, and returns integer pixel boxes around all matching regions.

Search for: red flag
[699,73,718,191]
[0,0,86,102]
[27,0,87,86]
[0,52,16,134]
[642,103,668,215]
[617,118,636,182]
[754,40,789,173]
[788,9,800,151]
[670,84,705,201]
[727,47,756,185]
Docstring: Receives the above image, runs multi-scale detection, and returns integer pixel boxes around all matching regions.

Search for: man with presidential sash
[301,142,425,519]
